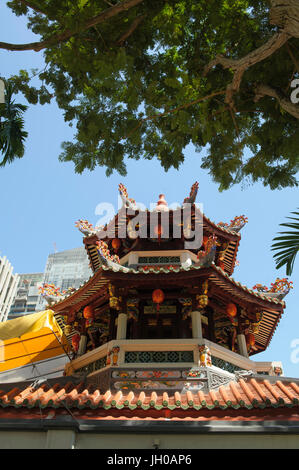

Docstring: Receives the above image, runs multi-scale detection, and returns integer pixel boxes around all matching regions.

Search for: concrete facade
[0,421,299,449]
[8,272,43,319]
[36,247,92,311]
[0,256,19,322]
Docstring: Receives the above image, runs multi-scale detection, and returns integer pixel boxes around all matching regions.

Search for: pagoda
[49,182,291,392]
[1,182,299,449]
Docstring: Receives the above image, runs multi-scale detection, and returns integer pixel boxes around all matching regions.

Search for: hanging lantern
[246,333,255,347]
[72,334,80,352]
[83,305,94,319]
[226,302,237,317]
[152,289,165,312]
[112,238,121,252]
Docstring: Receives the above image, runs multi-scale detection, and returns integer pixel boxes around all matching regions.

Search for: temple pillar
[191,311,203,339]
[116,313,127,340]
[237,333,248,358]
[78,335,87,356]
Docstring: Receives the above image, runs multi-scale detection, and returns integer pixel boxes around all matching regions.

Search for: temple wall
[0,429,299,449]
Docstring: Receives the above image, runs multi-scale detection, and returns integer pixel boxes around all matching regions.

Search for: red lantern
[152,289,165,312]
[246,333,255,347]
[72,334,80,352]
[226,303,237,317]
[112,238,121,251]
[83,305,94,319]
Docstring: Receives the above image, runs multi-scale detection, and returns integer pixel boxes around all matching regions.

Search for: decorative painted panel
[144,305,177,314]
[114,380,183,390]
[111,370,136,379]
[135,370,181,379]
[138,256,180,265]
[112,369,182,379]
[113,380,205,391]
[182,369,207,379]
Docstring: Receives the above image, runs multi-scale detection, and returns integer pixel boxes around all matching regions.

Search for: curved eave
[52,270,110,314]
[201,214,241,276]
[208,265,285,353]
[51,262,285,354]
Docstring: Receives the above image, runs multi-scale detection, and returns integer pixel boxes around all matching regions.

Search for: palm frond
[271,209,299,276]
[0,79,28,166]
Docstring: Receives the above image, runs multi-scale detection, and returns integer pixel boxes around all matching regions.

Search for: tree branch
[254,84,299,119]
[17,0,47,15]
[0,0,144,52]
[270,0,299,38]
[115,14,146,46]
[125,90,226,139]
[204,32,290,107]
[286,42,299,74]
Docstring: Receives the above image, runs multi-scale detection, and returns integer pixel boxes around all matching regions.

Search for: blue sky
[0,4,298,376]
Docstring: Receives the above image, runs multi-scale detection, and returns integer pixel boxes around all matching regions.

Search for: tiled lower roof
[53,262,285,311]
[1,377,299,412]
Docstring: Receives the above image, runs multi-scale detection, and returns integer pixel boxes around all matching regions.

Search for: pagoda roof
[83,208,241,276]
[51,262,285,354]
[77,182,245,277]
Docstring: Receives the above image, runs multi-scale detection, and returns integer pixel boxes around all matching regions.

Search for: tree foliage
[2,0,299,189]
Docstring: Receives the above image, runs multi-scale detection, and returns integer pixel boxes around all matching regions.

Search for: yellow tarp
[0,310,68,373]
[0,310,63,341]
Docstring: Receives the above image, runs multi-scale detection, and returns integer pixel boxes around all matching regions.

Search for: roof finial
[154,194,169,212]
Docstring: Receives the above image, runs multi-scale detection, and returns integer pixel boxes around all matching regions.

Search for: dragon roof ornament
[253,278,293,300]
[39,283,76,306]
[197,234,218,267]
[218,215,248,232]
[75,219,96,237]
[118,183,139,211]
[183,181,199,206]
[96,240,120,266]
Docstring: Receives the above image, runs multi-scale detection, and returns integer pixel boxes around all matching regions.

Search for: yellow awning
[0,310,68,373]
[0,310,63,341]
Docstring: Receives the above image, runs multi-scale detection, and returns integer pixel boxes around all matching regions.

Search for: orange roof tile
[0,377,299,416]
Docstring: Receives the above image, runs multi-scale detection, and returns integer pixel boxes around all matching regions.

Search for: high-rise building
[0,256,19,322]
[36,247,92,311]
[8,273,44,320]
